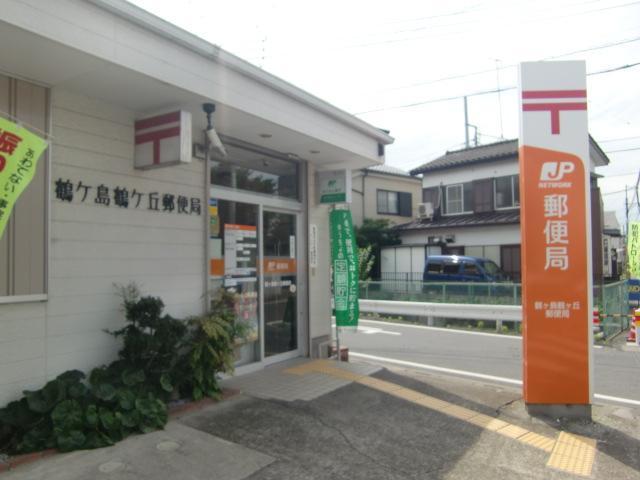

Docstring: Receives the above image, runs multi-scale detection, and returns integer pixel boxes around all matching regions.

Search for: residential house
[351,165,422,227]
[382,138,609,283]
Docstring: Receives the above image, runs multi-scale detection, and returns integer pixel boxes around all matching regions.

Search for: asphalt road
[340,319,640,404]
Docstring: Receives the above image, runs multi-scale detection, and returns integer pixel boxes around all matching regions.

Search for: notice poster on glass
[224,224,258,285]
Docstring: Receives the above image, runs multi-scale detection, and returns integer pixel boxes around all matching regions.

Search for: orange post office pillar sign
[518,61,593,416]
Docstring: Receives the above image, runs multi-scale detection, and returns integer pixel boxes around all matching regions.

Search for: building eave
[88,0,394,146]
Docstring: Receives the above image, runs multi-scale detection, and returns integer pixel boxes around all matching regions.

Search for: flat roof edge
[88,0,394,145]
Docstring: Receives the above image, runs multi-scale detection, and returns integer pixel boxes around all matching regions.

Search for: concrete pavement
[3,358,640,479]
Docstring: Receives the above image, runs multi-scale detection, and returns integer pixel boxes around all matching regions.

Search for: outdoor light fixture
[202,102,227,158]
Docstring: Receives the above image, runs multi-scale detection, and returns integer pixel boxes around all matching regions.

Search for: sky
[130,0,640,228]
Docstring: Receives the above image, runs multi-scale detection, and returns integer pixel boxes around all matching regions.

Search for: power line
[355,61,640,115]
[385,35,640,92]
[602,188,630,196]
[599,135,640,143]
[344,1,640,49]
[606,146,640,153]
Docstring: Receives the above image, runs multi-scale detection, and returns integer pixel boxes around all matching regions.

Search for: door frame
[209,185,307,368]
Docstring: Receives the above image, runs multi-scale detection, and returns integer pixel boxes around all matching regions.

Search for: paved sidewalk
[3,357,640,479]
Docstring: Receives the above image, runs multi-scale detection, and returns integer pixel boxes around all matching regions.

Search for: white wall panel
[0,89,206,402]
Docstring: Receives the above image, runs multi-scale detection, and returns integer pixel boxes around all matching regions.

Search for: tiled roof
[410,135,610,175]
[394,210,520,231]
[365,164,415,178]
[410,139,518,175]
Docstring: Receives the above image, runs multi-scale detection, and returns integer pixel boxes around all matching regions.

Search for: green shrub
[0,285,237,455]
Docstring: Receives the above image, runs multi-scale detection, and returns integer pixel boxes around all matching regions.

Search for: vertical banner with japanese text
[0,117,48,239]
[329,209,359,327]
[628,222,640,278]
[519,61,592,406]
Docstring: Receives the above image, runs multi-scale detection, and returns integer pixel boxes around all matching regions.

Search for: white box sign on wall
[317,169,352,204]
[134,110,192,169]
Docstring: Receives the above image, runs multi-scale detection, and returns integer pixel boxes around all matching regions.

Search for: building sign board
[628,221,640,279]
[329,209,359,327]
[309,224,318,268]
[134,110,192,169]
[317,169,351,204]
[54,178,201,215]
[0,117,48,239]
[518,61,592,406]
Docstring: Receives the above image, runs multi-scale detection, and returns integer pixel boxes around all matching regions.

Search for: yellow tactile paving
[496,424,529,440]
[388,387,426,402]
[518,432,556,453]
[466,413,510,431]
[286,360,600,476]
[440,404,478,420]
[412,394,451,410]
[546,432,596,477]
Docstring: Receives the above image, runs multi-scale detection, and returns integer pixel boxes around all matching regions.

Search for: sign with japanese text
[317,169,351,204]
[329,209,359,327]
[628,222,640,278]
[519,61,592,406]
[54,178,201,215]
[0,117,48,239]
[134,110,192,169]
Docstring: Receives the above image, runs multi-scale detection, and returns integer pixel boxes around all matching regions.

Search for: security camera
[202,102,227,158]
[206,127,227,158]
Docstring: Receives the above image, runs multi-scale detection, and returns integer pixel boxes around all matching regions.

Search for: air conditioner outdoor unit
[445,234,455,243]
[418,202,434,219]
[427,236,443,244]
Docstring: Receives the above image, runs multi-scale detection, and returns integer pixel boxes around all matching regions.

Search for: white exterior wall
[306,164,332,356]
[351,171,422,226]
[0,89,205,405]
[421,160,518,189]
[399,224,521,248]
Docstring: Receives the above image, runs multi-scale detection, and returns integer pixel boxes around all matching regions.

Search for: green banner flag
[629,221,640,279]
[330,209,359,327]
[0,117,48,239]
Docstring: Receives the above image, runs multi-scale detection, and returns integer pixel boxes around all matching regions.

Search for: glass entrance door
[262,211,298,357]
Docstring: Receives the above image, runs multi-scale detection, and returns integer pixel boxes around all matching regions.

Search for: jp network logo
[539,162,574,188]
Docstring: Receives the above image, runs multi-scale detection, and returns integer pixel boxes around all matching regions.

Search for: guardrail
[359,299,522,322]
[361,280,521,306]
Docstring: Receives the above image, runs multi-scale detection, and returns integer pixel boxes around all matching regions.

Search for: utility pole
[464,96,469,148]
[625,185,629,236]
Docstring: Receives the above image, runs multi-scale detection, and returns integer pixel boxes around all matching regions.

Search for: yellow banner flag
[629,222,640,279]
[0,117,48,238]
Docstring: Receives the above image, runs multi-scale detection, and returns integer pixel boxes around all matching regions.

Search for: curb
[0,388,240,474]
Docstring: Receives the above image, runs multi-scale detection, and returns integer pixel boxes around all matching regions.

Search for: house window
[0,74,49,299]
[500,245,521,282]
[494,175,520,209]
[443,183,472,215]
[377,190,412,216]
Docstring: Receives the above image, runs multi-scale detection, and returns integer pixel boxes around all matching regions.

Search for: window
[210,141,300,200]
[443,183,472,215]
[472,179,493,213]
[427,262,442,273]
[377,190,412,216]
[0,74,48,299]
[494,175,520,209]
[443,263,460,275]
[463,262,481,276]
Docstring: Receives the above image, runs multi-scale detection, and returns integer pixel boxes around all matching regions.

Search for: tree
[354,219,401,279]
